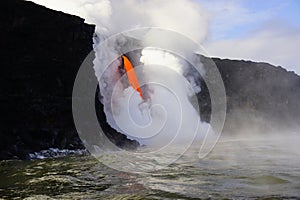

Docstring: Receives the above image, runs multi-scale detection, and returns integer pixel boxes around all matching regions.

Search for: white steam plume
[90,0,210,146]
[28,0,208,42]
[29,0,210,146]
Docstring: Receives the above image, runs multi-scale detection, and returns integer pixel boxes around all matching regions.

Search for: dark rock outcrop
[1,0,299,160]
[0,0,138,160]
[199,57,300,134]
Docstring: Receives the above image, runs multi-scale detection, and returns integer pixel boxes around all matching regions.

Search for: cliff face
[0,0,138,160]
[199,57,300,134]
[1,0,299,160]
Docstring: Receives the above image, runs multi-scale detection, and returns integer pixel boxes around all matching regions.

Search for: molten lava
[122,55,144,99]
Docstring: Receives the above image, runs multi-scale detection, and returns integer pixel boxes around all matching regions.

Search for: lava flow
[122,55,144,99]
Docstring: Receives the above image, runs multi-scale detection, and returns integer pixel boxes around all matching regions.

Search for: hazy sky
[28,0,300,75]
[198,0,300,75]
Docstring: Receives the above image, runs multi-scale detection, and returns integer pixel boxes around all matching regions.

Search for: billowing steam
[90,0,210,146]
[82,0,208,43]
[30,0,211,146]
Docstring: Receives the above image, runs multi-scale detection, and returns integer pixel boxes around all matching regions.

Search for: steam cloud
[30,0,211,146]
[89,0,210,146]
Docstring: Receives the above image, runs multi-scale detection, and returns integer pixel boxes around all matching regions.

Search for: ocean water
[1,135,300,199]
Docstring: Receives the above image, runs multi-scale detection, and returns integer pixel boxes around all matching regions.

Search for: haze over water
[1,135,299,199]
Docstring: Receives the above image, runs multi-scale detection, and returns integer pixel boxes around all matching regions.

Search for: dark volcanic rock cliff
[199,57,300,134]
[0,0,138,160]
[1,0,299,160]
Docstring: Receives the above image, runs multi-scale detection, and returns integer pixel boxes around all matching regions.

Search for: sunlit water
[1,136,300,199]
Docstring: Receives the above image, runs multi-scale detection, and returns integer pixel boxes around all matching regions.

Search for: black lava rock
[0,0,139,160]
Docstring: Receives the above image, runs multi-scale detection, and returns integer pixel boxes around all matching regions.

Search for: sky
[198,0,300,75]
[28,0,300,75]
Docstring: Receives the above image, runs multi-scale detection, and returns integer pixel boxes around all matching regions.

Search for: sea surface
[1,135,300,199]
